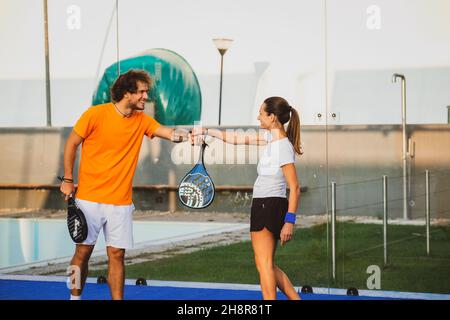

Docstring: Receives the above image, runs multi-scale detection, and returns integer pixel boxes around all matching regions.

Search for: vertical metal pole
[218,54,224,125]
[331,182,336,282]
[401,78,408,220]
[116,0,120,76]
[393,74,408,220]
[43,0,52,127]
[383,175,388,266]
[447,106,450,124]
[425,170,430,255]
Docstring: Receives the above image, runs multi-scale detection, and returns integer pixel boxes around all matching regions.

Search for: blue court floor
[1,275,449,300]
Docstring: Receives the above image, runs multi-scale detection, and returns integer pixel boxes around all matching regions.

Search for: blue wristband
[284,212,296,224]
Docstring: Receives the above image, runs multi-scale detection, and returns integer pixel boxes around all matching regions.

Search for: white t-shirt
[253,131,296,198]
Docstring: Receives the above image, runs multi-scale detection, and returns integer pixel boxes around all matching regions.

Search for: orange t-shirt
[73,103,161,205]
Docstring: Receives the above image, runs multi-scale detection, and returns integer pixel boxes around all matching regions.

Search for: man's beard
[130,101,146,111]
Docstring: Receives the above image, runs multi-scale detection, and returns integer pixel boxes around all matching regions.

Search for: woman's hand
[280,222,295,246]
[190,127,207,145]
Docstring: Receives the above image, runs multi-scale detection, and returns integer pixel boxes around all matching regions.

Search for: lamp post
[213,38,233,125]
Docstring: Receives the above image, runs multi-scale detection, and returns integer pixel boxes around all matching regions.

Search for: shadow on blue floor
[0,280,399,300]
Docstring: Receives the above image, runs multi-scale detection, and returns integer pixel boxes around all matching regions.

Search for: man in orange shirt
[60,69,189,300]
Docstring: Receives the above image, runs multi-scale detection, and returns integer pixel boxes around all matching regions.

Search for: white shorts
[74,198,135,249]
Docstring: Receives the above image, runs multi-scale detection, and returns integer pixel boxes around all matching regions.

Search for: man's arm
[153,126,190,143]
[60,130,84,200]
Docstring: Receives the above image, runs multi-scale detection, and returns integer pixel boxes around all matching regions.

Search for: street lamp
[213,38,233,125]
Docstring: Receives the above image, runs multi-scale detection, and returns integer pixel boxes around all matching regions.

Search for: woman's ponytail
[287,107,303,155]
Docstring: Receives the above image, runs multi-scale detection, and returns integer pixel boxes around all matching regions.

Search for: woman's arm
[196,128,267,145]
[280,163,301,245]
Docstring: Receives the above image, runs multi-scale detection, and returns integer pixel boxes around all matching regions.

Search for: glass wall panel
[117,0,332,293]
[48,0,119,127]
[0,0,47,126]
[326,0,450,295]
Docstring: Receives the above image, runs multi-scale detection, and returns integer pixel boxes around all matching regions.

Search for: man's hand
[171,128,191,143]
[280,222,294,246]
[60,180,75,201]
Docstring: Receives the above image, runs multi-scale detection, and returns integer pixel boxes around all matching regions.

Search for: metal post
[447,106,450,124]
[392,74,408,220]
[331,182,336,282]
[425,170,430,255]
[401,78,408,220]
[43,0,52,127]
[218,54,224,125]
[383,175,388,266]
[116,0,120,76]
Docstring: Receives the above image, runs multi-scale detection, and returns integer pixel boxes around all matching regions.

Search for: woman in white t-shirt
[193,96,303,300]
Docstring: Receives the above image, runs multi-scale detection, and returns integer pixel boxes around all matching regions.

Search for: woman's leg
[251,227,277,300]
[252,228,301,300]
[274,265,301,300]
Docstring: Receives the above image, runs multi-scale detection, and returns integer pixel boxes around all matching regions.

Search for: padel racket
[178,140,215,209]
[66,197,88,243]
[58,176,88,243]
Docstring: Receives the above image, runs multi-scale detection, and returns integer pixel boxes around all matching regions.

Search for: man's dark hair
[110,69,152,102]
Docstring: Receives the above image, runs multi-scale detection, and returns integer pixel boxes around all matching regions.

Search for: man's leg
[106,246,126,300]
[103,202,133,300]
[69,244,95,298]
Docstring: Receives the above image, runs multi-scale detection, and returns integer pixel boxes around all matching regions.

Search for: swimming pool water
[0,218,247,270]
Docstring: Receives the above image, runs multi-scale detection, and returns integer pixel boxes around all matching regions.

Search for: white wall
[1,0,449,127]
[326,0,450,125]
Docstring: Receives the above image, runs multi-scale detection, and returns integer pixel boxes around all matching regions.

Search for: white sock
[70,294,81,300]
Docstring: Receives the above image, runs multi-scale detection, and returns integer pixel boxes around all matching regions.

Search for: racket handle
[68,196,75,206]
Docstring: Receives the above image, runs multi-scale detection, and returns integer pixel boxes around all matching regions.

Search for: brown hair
[110,69,152,102]
[263,96,303,155]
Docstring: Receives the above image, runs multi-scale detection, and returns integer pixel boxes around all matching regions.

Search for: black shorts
[250,197,288,240]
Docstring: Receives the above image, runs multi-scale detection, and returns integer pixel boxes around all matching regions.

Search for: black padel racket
[178,140,215,209]
[67,196,88,243]
[58,176,88,243]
